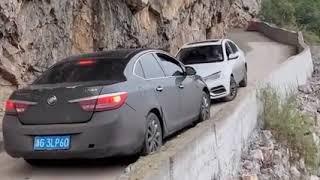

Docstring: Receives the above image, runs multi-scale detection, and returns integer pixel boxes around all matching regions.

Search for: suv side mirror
[228,52,239,60]
[185,66,196,76]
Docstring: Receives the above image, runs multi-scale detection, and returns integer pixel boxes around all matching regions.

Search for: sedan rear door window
[139,54,165,79]
[134,61,145,78]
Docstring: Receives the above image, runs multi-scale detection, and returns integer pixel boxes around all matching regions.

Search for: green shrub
[293,0,320,36]
[260,0,296,26]
[303,31,320,45]
[259,87,320,170]
[260,0,320,45]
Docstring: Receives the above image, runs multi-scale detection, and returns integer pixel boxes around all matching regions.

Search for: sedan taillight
[5,100,37,114]
[69,92,128,112]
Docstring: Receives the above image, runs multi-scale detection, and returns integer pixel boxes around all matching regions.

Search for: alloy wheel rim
[230,80,237,97]
[146,118,161,152]
[201,95,210,120]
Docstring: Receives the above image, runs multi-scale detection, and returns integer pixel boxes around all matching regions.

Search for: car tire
[142,112,163,155]
[239,68,248,87]
[223,76,238,102]
[199,91,211,122]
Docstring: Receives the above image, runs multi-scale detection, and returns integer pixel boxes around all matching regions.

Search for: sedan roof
[65,48,151,62]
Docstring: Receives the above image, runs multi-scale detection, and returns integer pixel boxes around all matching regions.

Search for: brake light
[78,59,95,66]
[79,99,97,111]
[69,92,128,112]
[5,100,37,114]
[5,100,15,113]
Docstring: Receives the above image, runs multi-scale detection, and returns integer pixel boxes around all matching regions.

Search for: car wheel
[223,76,238,102]
[142,112,163,155]
[199,92,211,122]
[239,68,248,87]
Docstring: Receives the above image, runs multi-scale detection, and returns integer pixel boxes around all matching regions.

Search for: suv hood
[188,63,225,78]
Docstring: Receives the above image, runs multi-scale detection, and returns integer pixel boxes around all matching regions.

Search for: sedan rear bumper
[3,105,145,159]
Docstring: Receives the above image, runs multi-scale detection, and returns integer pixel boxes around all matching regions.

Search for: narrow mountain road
[0,29,295,180]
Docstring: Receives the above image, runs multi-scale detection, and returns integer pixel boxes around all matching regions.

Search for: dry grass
[259,87,320,170]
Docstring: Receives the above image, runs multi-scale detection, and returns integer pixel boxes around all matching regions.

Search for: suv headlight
[204,71,221,81]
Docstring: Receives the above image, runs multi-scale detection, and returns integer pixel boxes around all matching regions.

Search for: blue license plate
[33,136,71,150]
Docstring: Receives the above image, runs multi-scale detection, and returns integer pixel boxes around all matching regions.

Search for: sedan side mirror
[185,66,196,76]
[228,52,239,60]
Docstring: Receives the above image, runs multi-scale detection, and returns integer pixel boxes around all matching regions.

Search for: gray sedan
[2,49,210,165]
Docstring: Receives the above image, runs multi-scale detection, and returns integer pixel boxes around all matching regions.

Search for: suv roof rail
[186,39,222,46]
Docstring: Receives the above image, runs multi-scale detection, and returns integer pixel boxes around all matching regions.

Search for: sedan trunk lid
[12,83,103,125]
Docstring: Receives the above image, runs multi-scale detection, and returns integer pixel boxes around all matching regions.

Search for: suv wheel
[223,76,238,101]
[142,112,163,155]
[239,68,248,87]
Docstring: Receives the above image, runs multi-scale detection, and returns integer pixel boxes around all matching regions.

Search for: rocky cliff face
[0,0,260,117]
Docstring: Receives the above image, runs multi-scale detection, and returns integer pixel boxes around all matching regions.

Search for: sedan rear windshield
[34,59,127,84]
[177,45,224,65]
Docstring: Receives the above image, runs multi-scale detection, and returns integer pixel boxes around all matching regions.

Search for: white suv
[176,39,247,101]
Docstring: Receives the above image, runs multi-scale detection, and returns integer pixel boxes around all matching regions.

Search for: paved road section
[0,29,295,180]
[228,29,294,84]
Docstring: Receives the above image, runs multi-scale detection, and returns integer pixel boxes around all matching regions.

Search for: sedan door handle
[178,84,184,89]
[156,86,164,92]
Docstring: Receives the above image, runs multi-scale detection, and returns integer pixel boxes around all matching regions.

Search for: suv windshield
[177,45,224,64]
[34,59,127,84]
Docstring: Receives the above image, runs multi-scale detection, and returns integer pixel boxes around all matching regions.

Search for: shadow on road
[28,156,139,168]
